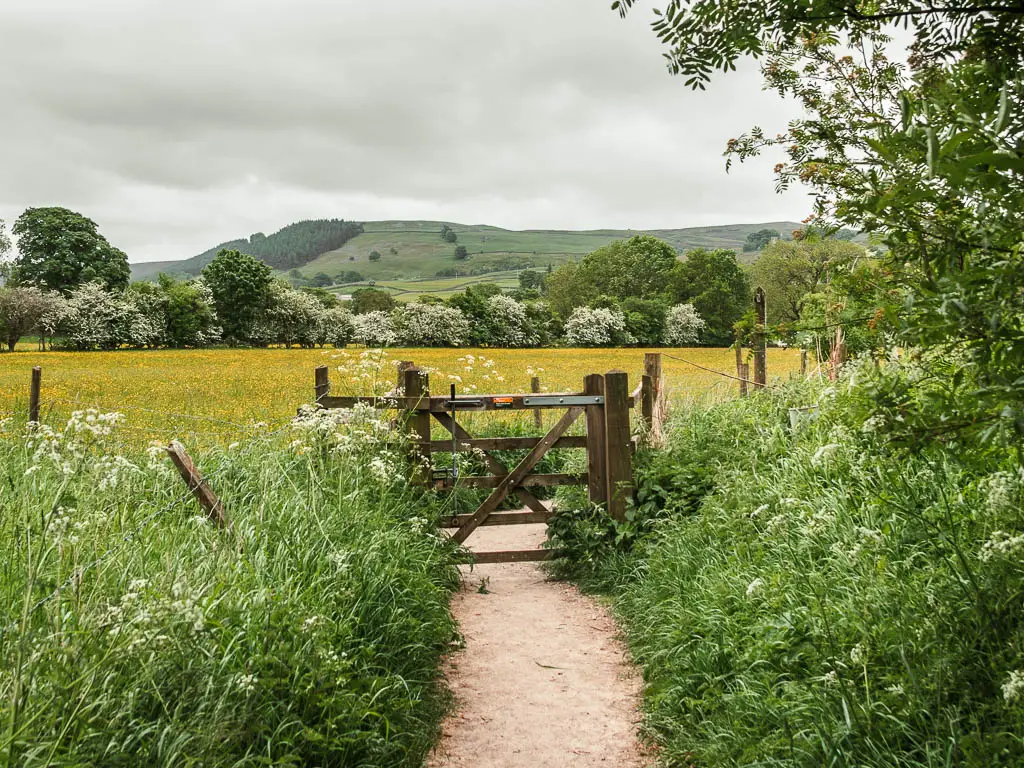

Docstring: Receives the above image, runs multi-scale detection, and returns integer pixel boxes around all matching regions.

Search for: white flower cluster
[811,443,840,467]
[97,454,140,491]
[24,409,125,476]
[352,311,398,347]
[978,469,1024,516]
[663,303,706,346]
[486,295,537,347]
[103,579,206,650]
[392,302,470,347]
[563,307,634,347]
[979,530,1024,562]
[746,577,765,597]
[1002,669,1024,703]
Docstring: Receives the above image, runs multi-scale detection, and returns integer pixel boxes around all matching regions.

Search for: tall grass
[549,360,1024,766]
[0,406,460,766]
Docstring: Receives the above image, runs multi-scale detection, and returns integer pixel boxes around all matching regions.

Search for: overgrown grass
[0,406,460,766]
[548,360,1024,766]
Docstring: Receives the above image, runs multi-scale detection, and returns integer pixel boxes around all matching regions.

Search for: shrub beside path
[428,522,650,768]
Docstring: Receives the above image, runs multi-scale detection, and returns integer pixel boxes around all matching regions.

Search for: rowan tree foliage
[11,208,130,292]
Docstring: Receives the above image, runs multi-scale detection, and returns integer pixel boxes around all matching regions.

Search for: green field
[332,271,522,301]
[130,219,803,284]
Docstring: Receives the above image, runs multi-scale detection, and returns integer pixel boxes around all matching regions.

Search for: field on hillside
[1,347,802,445]
[333,271,522,301]
[297,220,797,282]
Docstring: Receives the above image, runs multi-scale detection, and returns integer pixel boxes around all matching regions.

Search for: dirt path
[428,522,649,768]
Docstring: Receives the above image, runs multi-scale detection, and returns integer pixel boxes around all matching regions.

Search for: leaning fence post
[603,370,632,523]
[800,348,808,377]
[166,440,231,529]
[29,366,41,424]
[531,375,543,430]
[753,287,767,390]
[314,365,330,404]
[403,367,430,486]
[584,374,608,507]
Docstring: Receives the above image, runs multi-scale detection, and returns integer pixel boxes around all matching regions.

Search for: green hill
[130,219,803,283]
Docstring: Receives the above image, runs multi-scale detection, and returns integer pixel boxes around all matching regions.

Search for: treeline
[189,219,365,272]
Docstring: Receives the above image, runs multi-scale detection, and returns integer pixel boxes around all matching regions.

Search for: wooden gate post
[603,370,632,523]
[800,348,808,377]
[735,343,748,397]
[640,375,654,434]
[583,374,607,506]
[314,365,330,404]
[29,366,42,423]
[396,360,414,392]
[403,367,431,485]
[753,287,767,390]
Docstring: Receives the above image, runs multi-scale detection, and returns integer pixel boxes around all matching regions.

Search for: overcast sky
[0,0,808,263]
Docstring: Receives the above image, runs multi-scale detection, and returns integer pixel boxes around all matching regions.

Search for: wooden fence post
[314,365,330,404]
[801,348,808,377]
[166,440,231,529]
[29,366,41,423]
[403,367,431,486]
[584,374,608,507]
[531,375,543,430]
[640,374,654,435]
[734,344,748,397]
[753,287,767,390]
[603,370,632,523]
[395,360,414,392]
[643,352,665,439]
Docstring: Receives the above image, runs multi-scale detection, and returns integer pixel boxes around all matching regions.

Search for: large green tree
[11,208,130,292]
[201,249,273,345]
[748,238,864,324]
[669,248,748,344]
[546,235,679,316]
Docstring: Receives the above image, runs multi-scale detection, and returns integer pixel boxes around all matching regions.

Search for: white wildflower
[746,577,765,597]
[1002,669,1024,703]
[980,530,1024,562]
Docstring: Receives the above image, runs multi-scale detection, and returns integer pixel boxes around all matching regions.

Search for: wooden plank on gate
[431,411,547,513]
[426,435,587,453]
[452,406,583,544]
[604,370,633,523]
[442,473,586,489]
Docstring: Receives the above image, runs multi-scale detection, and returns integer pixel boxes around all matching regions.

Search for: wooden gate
[313,355,664,564]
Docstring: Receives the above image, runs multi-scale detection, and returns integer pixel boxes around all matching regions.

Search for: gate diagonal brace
[452,406,584,545]
[430,412,547,514]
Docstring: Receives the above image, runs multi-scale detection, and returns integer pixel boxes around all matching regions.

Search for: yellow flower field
[0,347,803,446]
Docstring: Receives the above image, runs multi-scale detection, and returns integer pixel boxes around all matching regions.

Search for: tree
[518,269,544,291]
[663,303,706,346]
[440,225,458,244]
[263,282,325,348]
[158,274,218,347]
[0,219,11,279]
[350,287,396,315]
[11,207,130,292]
[621,297,668,346]
[742,228,780,252]
[613,0,1024,90]
[454,245,468,260]
[352,310,397,347]
[563,307,634,347]
[369,251,382,262]
[392,303,470,347]
[310,272,333,287]
[545,235,679,316]
[446,289,492,346]
[201,248,273,345]
[486,295,537,347]
[669,249,749,345]
[0,286,48,351]
[748,239,864,324]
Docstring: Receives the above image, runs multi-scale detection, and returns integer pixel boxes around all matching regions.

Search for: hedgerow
[549,357,1024,766]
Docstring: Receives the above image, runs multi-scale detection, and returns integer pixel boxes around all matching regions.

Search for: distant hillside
[131,219,804,282]
[131,219,363,280]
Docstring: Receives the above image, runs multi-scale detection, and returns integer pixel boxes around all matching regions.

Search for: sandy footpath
[427,522,650,768]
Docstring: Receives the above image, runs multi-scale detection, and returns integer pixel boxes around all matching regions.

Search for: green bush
[0,407,459,766]
[549,360,1024,766]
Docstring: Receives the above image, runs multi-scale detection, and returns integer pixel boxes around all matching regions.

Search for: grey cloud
[0,0,808,262]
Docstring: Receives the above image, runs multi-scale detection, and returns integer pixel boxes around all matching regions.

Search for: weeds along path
[428,522,649,768]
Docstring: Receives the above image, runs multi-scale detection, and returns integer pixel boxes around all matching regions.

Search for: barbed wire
[661,352,784,392]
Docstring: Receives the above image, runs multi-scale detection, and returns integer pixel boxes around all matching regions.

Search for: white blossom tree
[0,286,48,351]
[392,302,469,347]
[563,307,634,347]
[663,303,706,346]
[486,295,537,347]
[352,310,397,347]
